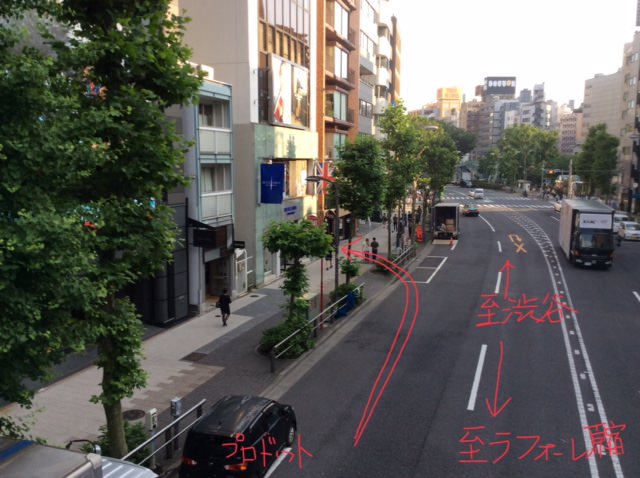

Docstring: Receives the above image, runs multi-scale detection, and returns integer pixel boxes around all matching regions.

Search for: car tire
[286,425,296,446]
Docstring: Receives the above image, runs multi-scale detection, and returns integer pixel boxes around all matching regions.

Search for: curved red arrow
[485,340,512,418]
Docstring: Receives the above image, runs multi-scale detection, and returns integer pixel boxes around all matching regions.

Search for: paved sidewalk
[0,223,400,448]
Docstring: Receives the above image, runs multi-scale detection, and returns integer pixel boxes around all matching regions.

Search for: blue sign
[260,164,285,204]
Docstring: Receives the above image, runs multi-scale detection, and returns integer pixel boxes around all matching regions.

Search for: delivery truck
[558,199,614,268]
[0,436,157,478]
[431,202,460,242]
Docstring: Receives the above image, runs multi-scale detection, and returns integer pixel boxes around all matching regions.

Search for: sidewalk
[0,223,398,448]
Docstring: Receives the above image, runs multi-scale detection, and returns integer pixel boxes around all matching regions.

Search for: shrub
[330,282,363,304]
[259,314,314,358]
[87,421,149,464]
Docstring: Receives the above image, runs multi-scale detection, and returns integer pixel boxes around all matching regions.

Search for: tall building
[436,87,463,126]
[582,72,623,140]
[619,31,640,211]
[358,0,377,135]
[176,0,320,290]
[558,104,583,155]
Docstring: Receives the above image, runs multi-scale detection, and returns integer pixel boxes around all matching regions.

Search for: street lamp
[306,175,340,293]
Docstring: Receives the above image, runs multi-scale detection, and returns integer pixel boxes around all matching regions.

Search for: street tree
[1,0,201,456]
[379,102,422,255]
[334,135,386,223]
[0,5,106,437]
[263,220,333,319]
[576,124,619,198]
[438,121,476,156]
[495,125,560,186]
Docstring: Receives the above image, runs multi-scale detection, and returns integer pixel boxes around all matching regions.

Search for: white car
[613,212,629,233]
[618,221,640,241]
[469,188,484,199]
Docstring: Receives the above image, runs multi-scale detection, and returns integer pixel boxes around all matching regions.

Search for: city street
[271,187,640,478]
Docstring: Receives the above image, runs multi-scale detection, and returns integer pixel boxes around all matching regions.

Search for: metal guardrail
[122,399,206,468]
[269,283,365,373]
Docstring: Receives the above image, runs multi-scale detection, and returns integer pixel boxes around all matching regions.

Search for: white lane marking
[425,257,448,284]
[550,216,560,222]
[451,241,458,251]
[497,240,502,253]
[494,271,502,294]
[467,344,488,411]
[480,215,495,232]
[633,291,640,303]
[264,447,292,478]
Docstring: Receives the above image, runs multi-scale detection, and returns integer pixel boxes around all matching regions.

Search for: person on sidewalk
[362,237,371,260]
[325,249,333,270]
[217,289,232,326]
[370,237,379,258]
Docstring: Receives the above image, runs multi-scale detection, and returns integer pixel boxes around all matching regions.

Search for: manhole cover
[182,352,207,362]
[123,409,145,421]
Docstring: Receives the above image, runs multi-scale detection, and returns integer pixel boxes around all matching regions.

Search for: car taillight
[181,456,197,466]
[224,463,249,472]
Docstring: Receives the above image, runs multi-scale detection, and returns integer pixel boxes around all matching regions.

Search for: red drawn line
[342,245,420,447]
[499,260,515,300]
[485,340,512,418]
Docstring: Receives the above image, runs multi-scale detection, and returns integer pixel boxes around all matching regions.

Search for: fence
[269,283,365,373]
[122,398,206,470]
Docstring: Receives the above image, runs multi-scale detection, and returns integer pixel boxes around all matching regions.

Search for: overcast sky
[393,0,639,110]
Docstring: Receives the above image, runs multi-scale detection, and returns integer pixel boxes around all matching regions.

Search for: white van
[469,188,484,199]
[613,212,629,233]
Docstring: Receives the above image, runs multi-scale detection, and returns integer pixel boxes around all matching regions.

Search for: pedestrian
[382,213,388,226]
[370,237,379,257]
[392,214,398,232]
[362,237,371,260]
[217,289,232,326]
[325,248,333,270]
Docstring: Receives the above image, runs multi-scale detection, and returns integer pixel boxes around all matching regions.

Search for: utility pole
[568,158,573,199]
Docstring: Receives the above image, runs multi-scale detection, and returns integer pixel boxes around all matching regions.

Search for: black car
[180,395,297,478]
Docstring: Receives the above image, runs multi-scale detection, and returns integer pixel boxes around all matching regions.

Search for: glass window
[335,3,349,38]
[201,164,231,193]
[199,100,230,128]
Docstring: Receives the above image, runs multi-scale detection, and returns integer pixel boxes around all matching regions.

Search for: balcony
[202,191,233,221]
[374,97,387,116]
[376,2,392,29]
[359,51,375,76]
[326,26,357,51]
[376,67,390,87]
[377,35,391,60]
[325,68,356,90]
[198,127,232,155]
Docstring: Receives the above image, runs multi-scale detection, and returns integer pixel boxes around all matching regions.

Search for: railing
[269,283,365,373]
[122,399,207,468]
[198,127,231,155]
[392,244,417,269]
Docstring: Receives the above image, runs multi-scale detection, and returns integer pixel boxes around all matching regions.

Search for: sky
[393,0,640,110]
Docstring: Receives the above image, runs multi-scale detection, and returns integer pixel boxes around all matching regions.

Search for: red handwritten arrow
[485,341,512,418]
[499,260,516,300]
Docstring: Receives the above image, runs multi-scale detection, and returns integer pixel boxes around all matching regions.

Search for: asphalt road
[271,188,640,478]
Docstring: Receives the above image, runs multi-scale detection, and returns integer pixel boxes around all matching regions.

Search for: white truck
[558,199,614,268]
[0,436,157,478]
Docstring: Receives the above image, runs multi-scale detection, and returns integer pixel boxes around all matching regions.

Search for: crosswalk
[441,195,554,210]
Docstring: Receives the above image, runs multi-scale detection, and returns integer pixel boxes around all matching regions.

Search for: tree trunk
[386,206,393,259]
[101,350,128,458]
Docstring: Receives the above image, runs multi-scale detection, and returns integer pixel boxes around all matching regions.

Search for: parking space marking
[633,291,640,303]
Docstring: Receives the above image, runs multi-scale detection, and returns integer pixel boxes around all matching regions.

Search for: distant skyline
[393,0,639,110]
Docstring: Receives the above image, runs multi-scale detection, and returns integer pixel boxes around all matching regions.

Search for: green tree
[263,220,333,319]
[438,121,476,156]
[379,102,422,255]
[495,125,560,186]
[576,124,619,197]
[1,1,201,456]
[334,135,386,222]
[0,6,104,436]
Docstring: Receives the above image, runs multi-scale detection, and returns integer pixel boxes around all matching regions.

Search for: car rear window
[183,433,236,459]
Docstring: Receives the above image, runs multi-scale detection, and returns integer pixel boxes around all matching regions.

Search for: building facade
[176,0,320,290]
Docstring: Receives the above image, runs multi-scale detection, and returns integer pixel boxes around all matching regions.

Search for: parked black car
[180,395,297,478]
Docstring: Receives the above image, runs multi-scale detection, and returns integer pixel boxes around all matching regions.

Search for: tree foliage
[263,220,333,319]
[438,121,476,156]
[492,125,560,186]
[334,135,386,221]
[0,0,201,455]
[576,124,619,197]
